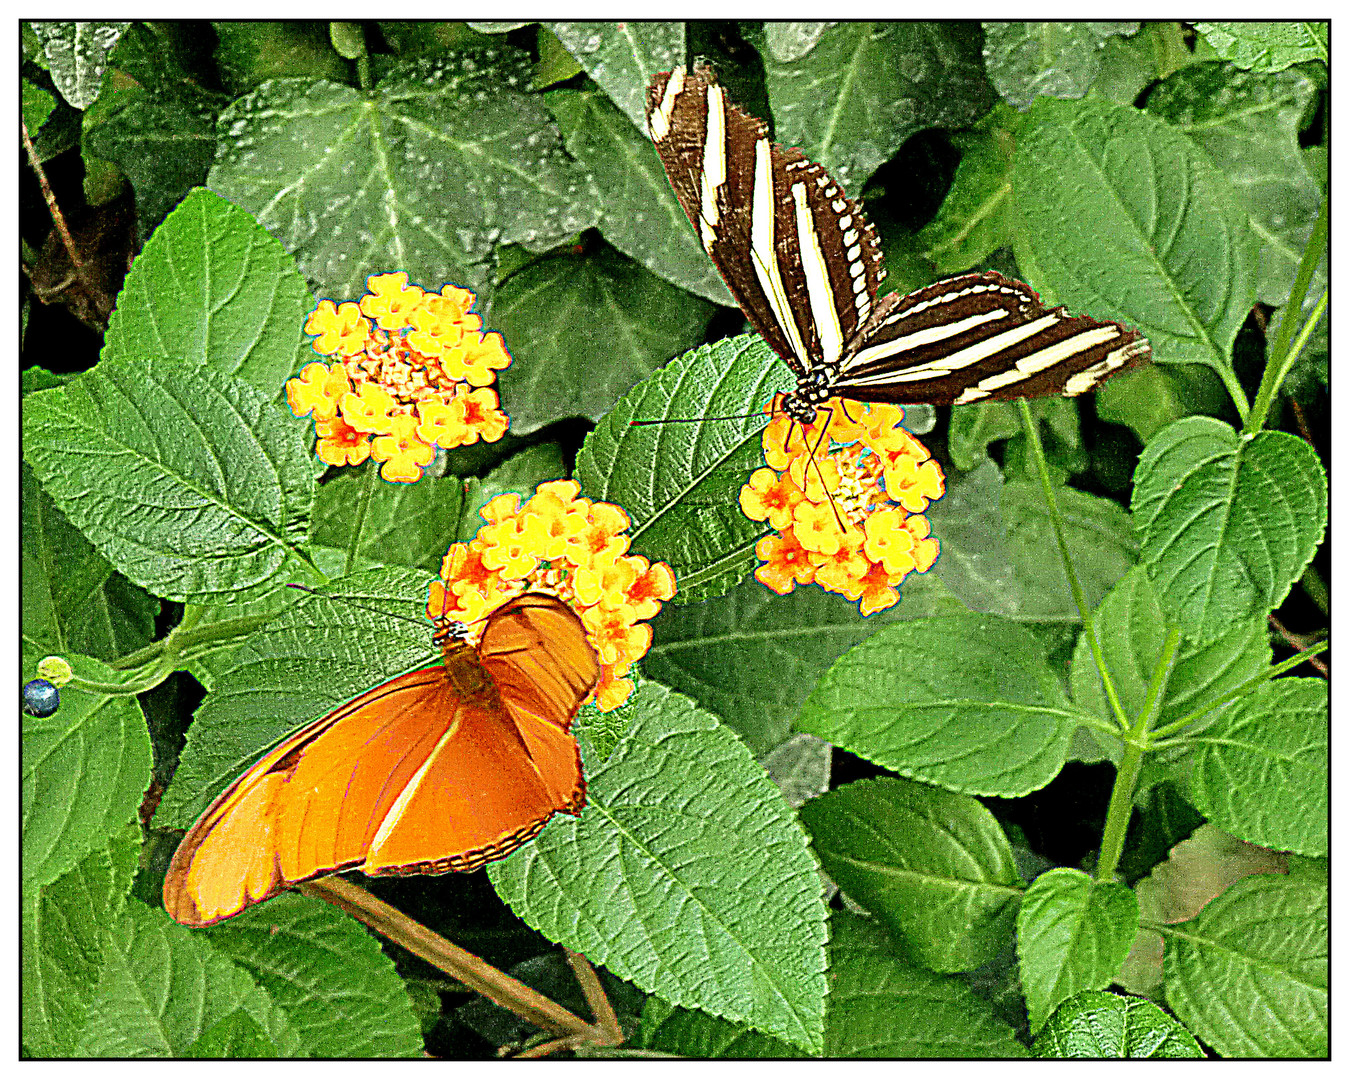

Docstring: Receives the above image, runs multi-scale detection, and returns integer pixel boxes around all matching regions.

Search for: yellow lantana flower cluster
[739,398,945,616]
[428,480,677,711]
[286,272,512,483]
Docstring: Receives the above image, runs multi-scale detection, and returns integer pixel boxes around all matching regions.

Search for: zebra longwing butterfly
[646,64,1151,424]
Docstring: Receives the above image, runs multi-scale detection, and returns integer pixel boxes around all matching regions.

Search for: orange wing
[163,593,599,927]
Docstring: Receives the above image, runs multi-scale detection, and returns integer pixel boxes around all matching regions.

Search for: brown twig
[564,947,625,1046]
[1289,397,1315,446]
[21,118,88,286]
[298,876,591,1039]
[1268,614,1329,677]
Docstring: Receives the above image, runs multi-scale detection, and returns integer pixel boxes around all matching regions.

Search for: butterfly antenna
[629,411,767,427]
[801,406,848,534]
[286,583,429,629]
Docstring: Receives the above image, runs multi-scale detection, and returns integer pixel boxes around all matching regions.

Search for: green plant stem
[345,460,378,577]
[1017,399,1130,730]
[1247,194,1328,434]
[1095,625,1181,883]
[1149,638,1329,742]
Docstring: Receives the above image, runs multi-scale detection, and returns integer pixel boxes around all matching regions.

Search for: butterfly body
[163,592,597,927]
[647,64,1151,419]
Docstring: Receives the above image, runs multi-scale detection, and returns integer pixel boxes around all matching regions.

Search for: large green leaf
[801,778,1023,973]
[202,892,422,1057]
[30,21,129,109]
[982,22,1140,109]
[797,613,1085,796]
[74,900,302,1056]
[545,86,733,305]
[23,355,319,603]
[914,121,1017,274]
[1189,678,1327,857]
[575,335,793,602]
[491,245,717,434]
[824,913,1028,1057]
[22,462,158,663]
[101,188,313,397]
[21,825,139,1056]
[310,468,467,574]
[489,681,829,1055]
[1192,22,1328,72]
[645,571,962,755]
[929,464,1138,622]
[1147,63,1322,306]
[1033,990,1203,1058]
[1013,96,1257,377]
[22,653,151,890]
[209,48,596,298]
[763,22,994,190]
[1163,870,1327,1057]
[1131,417,1327,644]
[547,21,685,130]
[1016,868,1138,1032]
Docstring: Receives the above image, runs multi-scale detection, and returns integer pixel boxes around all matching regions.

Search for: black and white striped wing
[646,63,886,379]
[647,64,1151,410]
[833,271,1153,407]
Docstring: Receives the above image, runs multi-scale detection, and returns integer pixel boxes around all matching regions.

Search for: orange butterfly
[163,592,599,927]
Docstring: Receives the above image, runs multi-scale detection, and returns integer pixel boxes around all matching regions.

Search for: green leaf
[1033,990,1204,1057]
[201,891,422,1057]
[22,653,152,889]
[1068,565,1270,751]
[102,188,313,397]
[22,462,158,662]
[764,22,994,190]
[1163,870,1327,1057]
[1192,22,1328,72]
[74,899,302,1056]
[1095,363,1189,444]
[1121,824,1288,1000]
[547,22,685,130]
[1017,867,1139,1032]
[1012,96,1257,377]
[633,997,803,1058]
[209,49,596,299]
[797,613,1084,796]
[311,468,466,574]
[545,87,733,305]
[185,1011,281,1058]
[914,123,1016,274]
[84,94,222,242]
[22,824,139,1056]
[575,335,793,602]
[1147,63,1322,307]
[929,464,1138,622]
[157,568,433,828]
[30,21,129,109]
[489,681,829,1055]
[801,778,1023,973]
[22,355,319,603]
[1131,417,1327,644]
[760,733,832,809]
[982,22,1141,109]
[645,571,962,754]
[22,77,57,134]
[1189,678,1327,857]
[491,246,717,434]
[211,21,348,95]
[824,913,1029,1057]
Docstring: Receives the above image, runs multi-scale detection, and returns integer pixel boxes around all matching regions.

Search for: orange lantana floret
[314,414,371,467]
[370,414,436,482]
[431,483,676,712]
[738,398,945,615]
[286,275,516,483]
